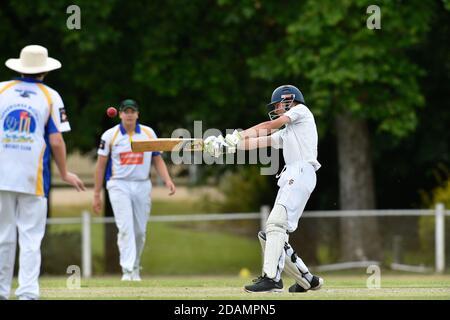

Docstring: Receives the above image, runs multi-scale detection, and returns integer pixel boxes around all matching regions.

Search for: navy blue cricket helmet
[267,85,305,109]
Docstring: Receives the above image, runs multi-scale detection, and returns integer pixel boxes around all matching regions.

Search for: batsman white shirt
[97,123,161,181]
[270,104,321,171]
[0,78,71,197]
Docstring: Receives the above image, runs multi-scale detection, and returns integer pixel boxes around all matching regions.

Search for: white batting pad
[258,231,311,290]
[283,242,312,290]
[262,204,288,279]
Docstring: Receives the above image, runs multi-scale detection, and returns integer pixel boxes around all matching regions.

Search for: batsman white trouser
[261,161,316,281]
[0,191,47,299]
[274,161,316,233]
[106,179,151,273]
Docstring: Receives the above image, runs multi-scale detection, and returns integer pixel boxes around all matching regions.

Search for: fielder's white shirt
[0,78,71,197]
[270,104,321,171]
[97,123,161,181]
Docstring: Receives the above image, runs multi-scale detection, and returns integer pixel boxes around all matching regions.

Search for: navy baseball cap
[119,99,139,111]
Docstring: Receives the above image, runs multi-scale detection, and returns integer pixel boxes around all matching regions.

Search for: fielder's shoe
[289,275,324,293]
[18,295,38,300]
[244,275,283,293]
[121,271,133,281]
[131,268,141,282]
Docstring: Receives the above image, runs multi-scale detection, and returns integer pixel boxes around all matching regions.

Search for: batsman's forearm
[241,121,277,139]
[238,136,271,150]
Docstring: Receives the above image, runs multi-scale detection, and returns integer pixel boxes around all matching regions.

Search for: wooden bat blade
[131,138,203,152]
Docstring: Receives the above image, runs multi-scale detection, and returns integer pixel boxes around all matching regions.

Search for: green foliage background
[0,0,449,210]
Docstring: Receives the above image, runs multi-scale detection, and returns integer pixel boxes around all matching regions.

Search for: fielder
[0,45,85,300]
[93,99,176,281]
[206,85,323,293]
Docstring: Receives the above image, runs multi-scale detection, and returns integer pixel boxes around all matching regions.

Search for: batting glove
[204,135,227,158]
[225,130,242,146]
[204,136,219,157]
[216,135,230,155]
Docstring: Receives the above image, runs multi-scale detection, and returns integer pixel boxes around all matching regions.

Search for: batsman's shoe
[289,275,324,293]
[244,275,283,293]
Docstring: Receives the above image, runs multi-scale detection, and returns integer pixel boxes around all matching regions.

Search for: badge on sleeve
[59,107,68,123]
[99,139,106,150]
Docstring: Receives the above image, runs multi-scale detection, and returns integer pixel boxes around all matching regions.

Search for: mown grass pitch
[11,274,450,300]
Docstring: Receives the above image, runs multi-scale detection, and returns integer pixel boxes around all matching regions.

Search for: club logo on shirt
[120,152,144,165]
[1,107,36,148]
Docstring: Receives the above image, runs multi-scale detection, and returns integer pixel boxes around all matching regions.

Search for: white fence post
[260,206,270,231]
[81,211,92,278]
[259,206,270,268]
[435,203,445,274]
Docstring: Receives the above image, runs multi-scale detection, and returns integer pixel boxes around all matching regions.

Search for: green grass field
[47,201,262,275]
[9,274,450,300]
[39,202,450,300]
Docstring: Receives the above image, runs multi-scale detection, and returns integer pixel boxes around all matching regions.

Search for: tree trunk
[335,113,382,261]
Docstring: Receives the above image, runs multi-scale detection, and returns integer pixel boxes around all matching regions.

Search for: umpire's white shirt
[97,123,160,181]
[270,104,321,171]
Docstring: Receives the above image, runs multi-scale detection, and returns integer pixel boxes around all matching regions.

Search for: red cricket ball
[106,107,118,118]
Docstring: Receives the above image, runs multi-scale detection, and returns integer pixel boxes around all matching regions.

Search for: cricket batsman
[205,85,323,293]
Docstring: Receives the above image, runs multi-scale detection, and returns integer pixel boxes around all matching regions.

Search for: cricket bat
[131,138,204,152]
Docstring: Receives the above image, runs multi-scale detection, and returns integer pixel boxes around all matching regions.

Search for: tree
[373,1,450,209]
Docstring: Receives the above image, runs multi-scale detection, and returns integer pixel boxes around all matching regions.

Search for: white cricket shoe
[18,295,38,300]
[121,271,133,281]
[131,268,141,281]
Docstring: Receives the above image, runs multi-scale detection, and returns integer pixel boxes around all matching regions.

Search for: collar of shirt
[119,122,141,135]
[14,77,44,83]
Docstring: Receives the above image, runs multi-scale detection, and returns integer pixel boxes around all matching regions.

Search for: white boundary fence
[46,203,449,278]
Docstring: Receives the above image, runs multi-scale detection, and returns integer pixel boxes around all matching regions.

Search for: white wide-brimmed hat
[5,45,61,74]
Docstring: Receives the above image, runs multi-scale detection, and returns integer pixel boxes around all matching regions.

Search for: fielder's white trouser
[107,179,151,273]
[262,161,316,281]
[0,191,47,299]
